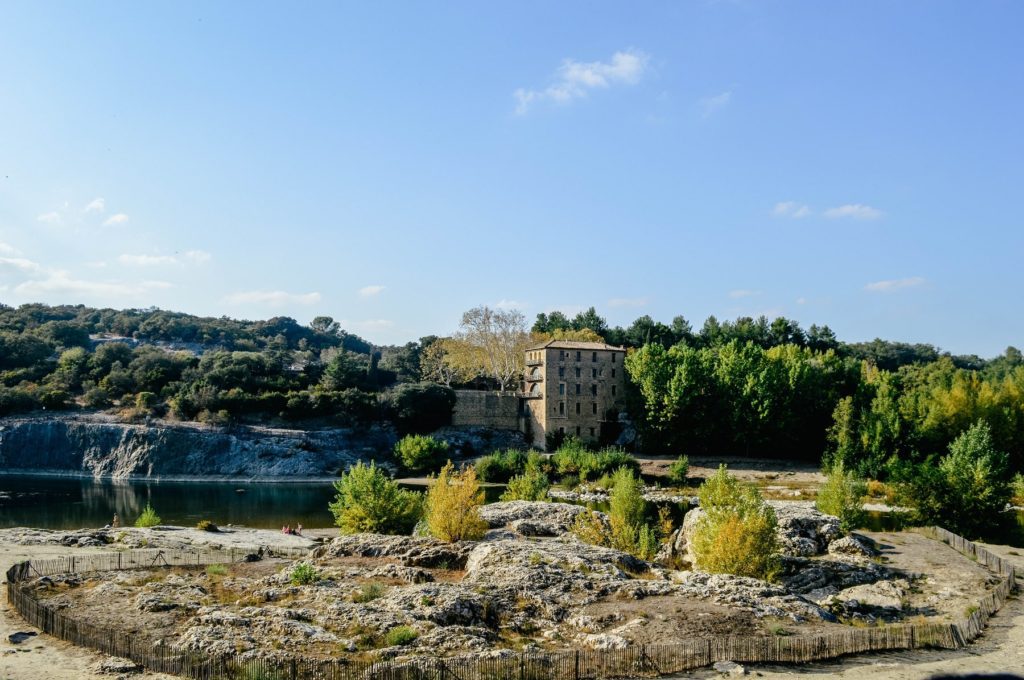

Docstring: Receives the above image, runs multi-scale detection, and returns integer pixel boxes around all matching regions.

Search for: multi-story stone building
[520,340,627,448]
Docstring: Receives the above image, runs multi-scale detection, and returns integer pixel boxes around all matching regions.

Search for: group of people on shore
[281,524,303,535]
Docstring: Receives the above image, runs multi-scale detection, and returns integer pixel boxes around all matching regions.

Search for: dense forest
[1,303,1021,475]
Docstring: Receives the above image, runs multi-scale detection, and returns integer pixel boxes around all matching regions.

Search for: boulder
[713,660,746,676]
[479,501,589,537]
[322,534,475,569]
[828,534,878,558]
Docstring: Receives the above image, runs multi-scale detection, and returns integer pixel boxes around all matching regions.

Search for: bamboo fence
[4,528,1016,680]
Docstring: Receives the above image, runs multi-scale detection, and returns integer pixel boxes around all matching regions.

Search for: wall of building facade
[451,390,522,430]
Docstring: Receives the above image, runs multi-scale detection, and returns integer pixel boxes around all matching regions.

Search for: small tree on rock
[425,462,488,542]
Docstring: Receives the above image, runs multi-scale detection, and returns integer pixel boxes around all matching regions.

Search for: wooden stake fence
[4,528,1015,680]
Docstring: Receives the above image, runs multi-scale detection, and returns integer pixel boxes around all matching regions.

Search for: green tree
[394,434,450,473]
[329,461,423,534]
[816,460,867,532]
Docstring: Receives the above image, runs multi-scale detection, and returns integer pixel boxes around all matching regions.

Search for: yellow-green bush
[573,466,660,560]
[425,462,488,542]
[816,460,867,532]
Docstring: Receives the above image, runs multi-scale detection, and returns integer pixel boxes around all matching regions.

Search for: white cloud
[0,256,43,274]
[0,242,21,255]
[698,91,732,118]
[773,201,812,218]
[358,284,386,297]
[13,273,171,298]
[824,204,883,220]
[223,290,322,306]
[796,297,808,305]
[37,211,62,224]
[118,250,211,267]
[103,213,129,226]
[514,49,649,114]
[494,299,526,310]
[608,297,649,308]
[84,198,105,213]
[728,289,761,299]
[864,277,926,293]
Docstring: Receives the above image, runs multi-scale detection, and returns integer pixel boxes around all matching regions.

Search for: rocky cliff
[0,416,397,479]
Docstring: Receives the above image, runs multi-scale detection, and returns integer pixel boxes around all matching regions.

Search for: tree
[394,434,450,472]
[816,460,867,532]
[420,337,480,387]
[425,462,488,542]
[309,316,341,336]
[458,306,529,391]
[329,461,423,534]
[573,466,659,560]
[385,383,456,434]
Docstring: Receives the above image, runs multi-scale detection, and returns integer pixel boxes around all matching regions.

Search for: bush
[573,467,660,560]
[385,625,419,646]
[352,582,385,603]
[691,465,780,581]
[195,519,219,532]
[425,462,488,542]
[329,461,423,535]
[816,460,867,533]
[667,455,689,485]
[206,564,228,576]
[500,465,550,502]
[395,434,450,473]
[384,382,456,434]
[1012,473,1024,506]
[475,449,528,483]
[290,562,318,585]
[894,420,1010,537]
[551,439,638,481]
[134,503,162,528]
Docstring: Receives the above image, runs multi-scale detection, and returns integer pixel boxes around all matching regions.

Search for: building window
[559,367,565,378]
[559,426,565,434]
[591,368,597,379]
[576,351,581,361]
[576,402,581,414]
[592,402,598,414]
[612,353,616,363]
[612,385,617,396]
[611,369,616,378]
[590,384,597,396]
[559,401,565,415]
[589,427,595,436]
[575,383,581,395]
[575,426,581,436]
[592,351,597,362]
[559,383,565,395]
[575,367,580,378]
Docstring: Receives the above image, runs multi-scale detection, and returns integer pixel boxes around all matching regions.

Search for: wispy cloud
[14,273,171,298]
[824,204,883,220]
[728,289,761,299]
[223,290,322,306]
[514,49,649,115]
[358,284,386,297]
[773,201,811,219]
[84,198,105,213]
[0,242,21,255]
[494,299,526,310]
[37,211,62,224]
[864,277,925,292]
[698,91,732,118]
[0,256,43,274]
[118,250,211,267]
[103,213,129,226]
[608,297,650,308]
[796,297,808,305]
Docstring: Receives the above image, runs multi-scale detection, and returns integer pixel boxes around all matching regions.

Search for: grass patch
[289,562,318,586]
[206,564,228,577]
[352,582,386,603]
[385,625,419,647]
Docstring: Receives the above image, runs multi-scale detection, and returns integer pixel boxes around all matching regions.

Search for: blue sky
[1,1,1021,356]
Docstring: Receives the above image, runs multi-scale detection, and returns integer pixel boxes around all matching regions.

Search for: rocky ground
[2,501,1003,678]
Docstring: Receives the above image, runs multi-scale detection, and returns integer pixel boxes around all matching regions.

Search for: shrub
[816,460,867,533]
[893,420,1010,537]
[352,582,385,603]
[1012,473,1024,506]
[475,449,528,483]
[385,625,419,647]
[196,520,219,532]
[134,503,162,528]
[206,564,228,576]
[384,382,456,435]
[551,439,638,481]
[501,466,550,502]
[289,562,318,585]
[667,455,689,485]
[573,467,659,560]
[329,461,423,535]
[691,465,780,581]
[425,462,488,542]
[395,434,450,473]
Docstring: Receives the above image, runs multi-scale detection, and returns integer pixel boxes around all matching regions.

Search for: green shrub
[195,519,219,532]
[573,467,660,560]
[425,462,488,542]
[551,439,638,481]
[501,467,550,502]
[352,582,385,603]
[134,503,162,528]
[691,465,780,581]
[816,460,867,532]
[667,455,689,485]
[475,449,528,483]
[385,625,419,646]
[206,563,228,577]
[384,382,456,435]
[329,461,423,535]
[1011,473,1024,506]
[395,434,450,473]
[289,562,318,585]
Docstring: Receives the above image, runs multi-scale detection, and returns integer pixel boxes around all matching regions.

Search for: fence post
[291,657,298,680]
[574,650,580,680]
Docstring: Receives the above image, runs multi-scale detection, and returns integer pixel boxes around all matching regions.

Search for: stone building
[520,340,627,448]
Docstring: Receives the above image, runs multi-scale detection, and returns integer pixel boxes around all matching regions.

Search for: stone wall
[451,390,522,430]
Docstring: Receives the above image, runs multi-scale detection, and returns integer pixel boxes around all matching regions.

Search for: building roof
[526,339,627,352]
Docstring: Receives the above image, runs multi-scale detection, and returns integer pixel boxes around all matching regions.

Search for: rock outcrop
[478,500,590,537]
